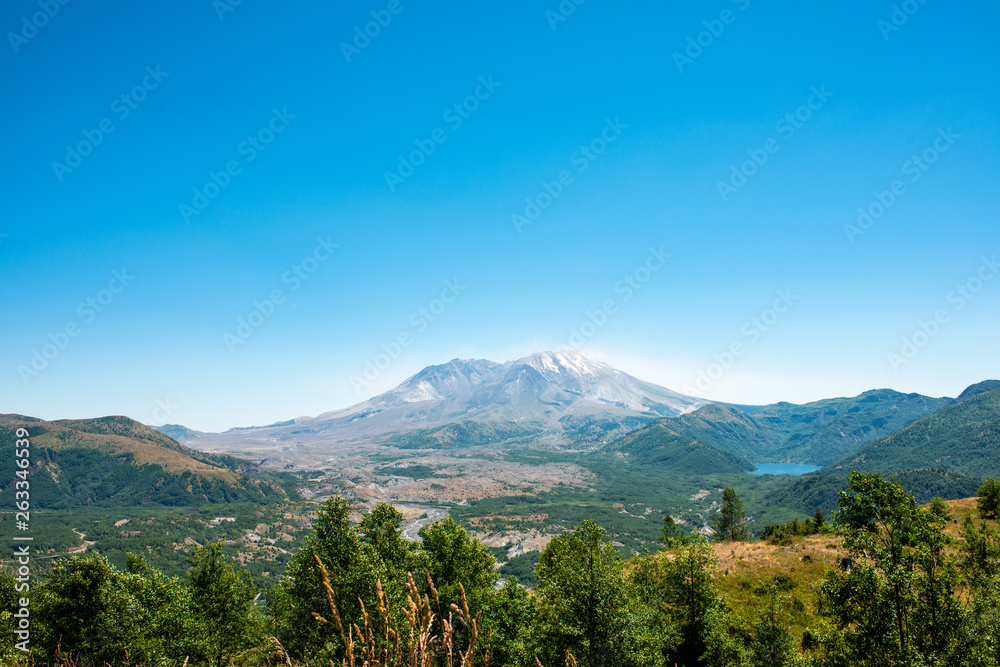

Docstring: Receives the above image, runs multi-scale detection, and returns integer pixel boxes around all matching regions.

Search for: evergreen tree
[186,543,265,665]
[713,487,750,542]
[272,497,386,663]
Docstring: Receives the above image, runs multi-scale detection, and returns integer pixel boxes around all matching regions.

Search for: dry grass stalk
[308,558,481,667]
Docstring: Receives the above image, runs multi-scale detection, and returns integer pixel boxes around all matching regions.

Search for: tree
[818,472,966,666]
[929,496,952,521]
[748,586,797,667]
[979,477,1000,519]
[529,520,668,667]
[273,497,386,663]
[0,572,20,663]
[415,517,498,646]
[186,542,265,665]
[480,578,532,667]
[713,487,750,542]
[660,514,690,549]
[35,552,198,666]
[659,539,732,665]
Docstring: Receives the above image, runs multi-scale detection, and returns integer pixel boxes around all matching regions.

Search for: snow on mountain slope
[187,351,709,449]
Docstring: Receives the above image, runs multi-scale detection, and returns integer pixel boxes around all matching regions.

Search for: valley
[5,351,1000,586]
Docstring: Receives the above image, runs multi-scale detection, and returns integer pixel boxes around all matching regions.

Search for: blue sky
[2,0,998,431]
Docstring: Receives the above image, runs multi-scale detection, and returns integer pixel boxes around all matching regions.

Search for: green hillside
[648,390,951,466]
[764,467,983,516]
[0,415,294,508]
[830,382,1000,478]
[605,419,756,475]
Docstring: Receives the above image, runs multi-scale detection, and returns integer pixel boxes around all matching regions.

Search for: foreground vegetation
[6,473,1000,666]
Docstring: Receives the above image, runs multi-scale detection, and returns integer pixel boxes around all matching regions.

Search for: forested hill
[605,417,757,474]
[0,414,294,508]
[831,381,1000,478]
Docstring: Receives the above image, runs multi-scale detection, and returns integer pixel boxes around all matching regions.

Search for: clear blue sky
[2,0,998,431]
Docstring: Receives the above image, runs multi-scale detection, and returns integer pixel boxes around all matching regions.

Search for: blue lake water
[749,463,821,476]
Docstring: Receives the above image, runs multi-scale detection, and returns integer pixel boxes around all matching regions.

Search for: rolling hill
[0,414,293,509]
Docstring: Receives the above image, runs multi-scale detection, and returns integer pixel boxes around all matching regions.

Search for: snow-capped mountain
[182,351,709,450]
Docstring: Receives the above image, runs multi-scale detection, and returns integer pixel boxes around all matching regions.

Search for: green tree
[659,540,737,666]
[529,520,668,667]
[818,472,966,666]
[35,552,198,666]
[0,572,20,663]
[415,517,498,648]
[713,487,750,542]
[660,514,690,549]
[481,578,532,667]
[748,586,798,667]
[273,497,385,663]
[929,496,952,521]
[186,543,265,665]
[979,477,1000,519]
[359,503,414,587]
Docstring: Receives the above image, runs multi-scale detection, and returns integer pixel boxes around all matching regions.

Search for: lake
[749,463,821,476]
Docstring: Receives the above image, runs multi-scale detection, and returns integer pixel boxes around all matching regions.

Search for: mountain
[762,381,1000,515]
[739,389,953,465]
[185,351,710,454]
[831,381,1000,478]
[150,423,207,441]
[605,419,756,475]
[630,389,952,466]
[0,414,292,509]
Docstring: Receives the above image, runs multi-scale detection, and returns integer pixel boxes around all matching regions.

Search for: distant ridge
[833,382,1000,478]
